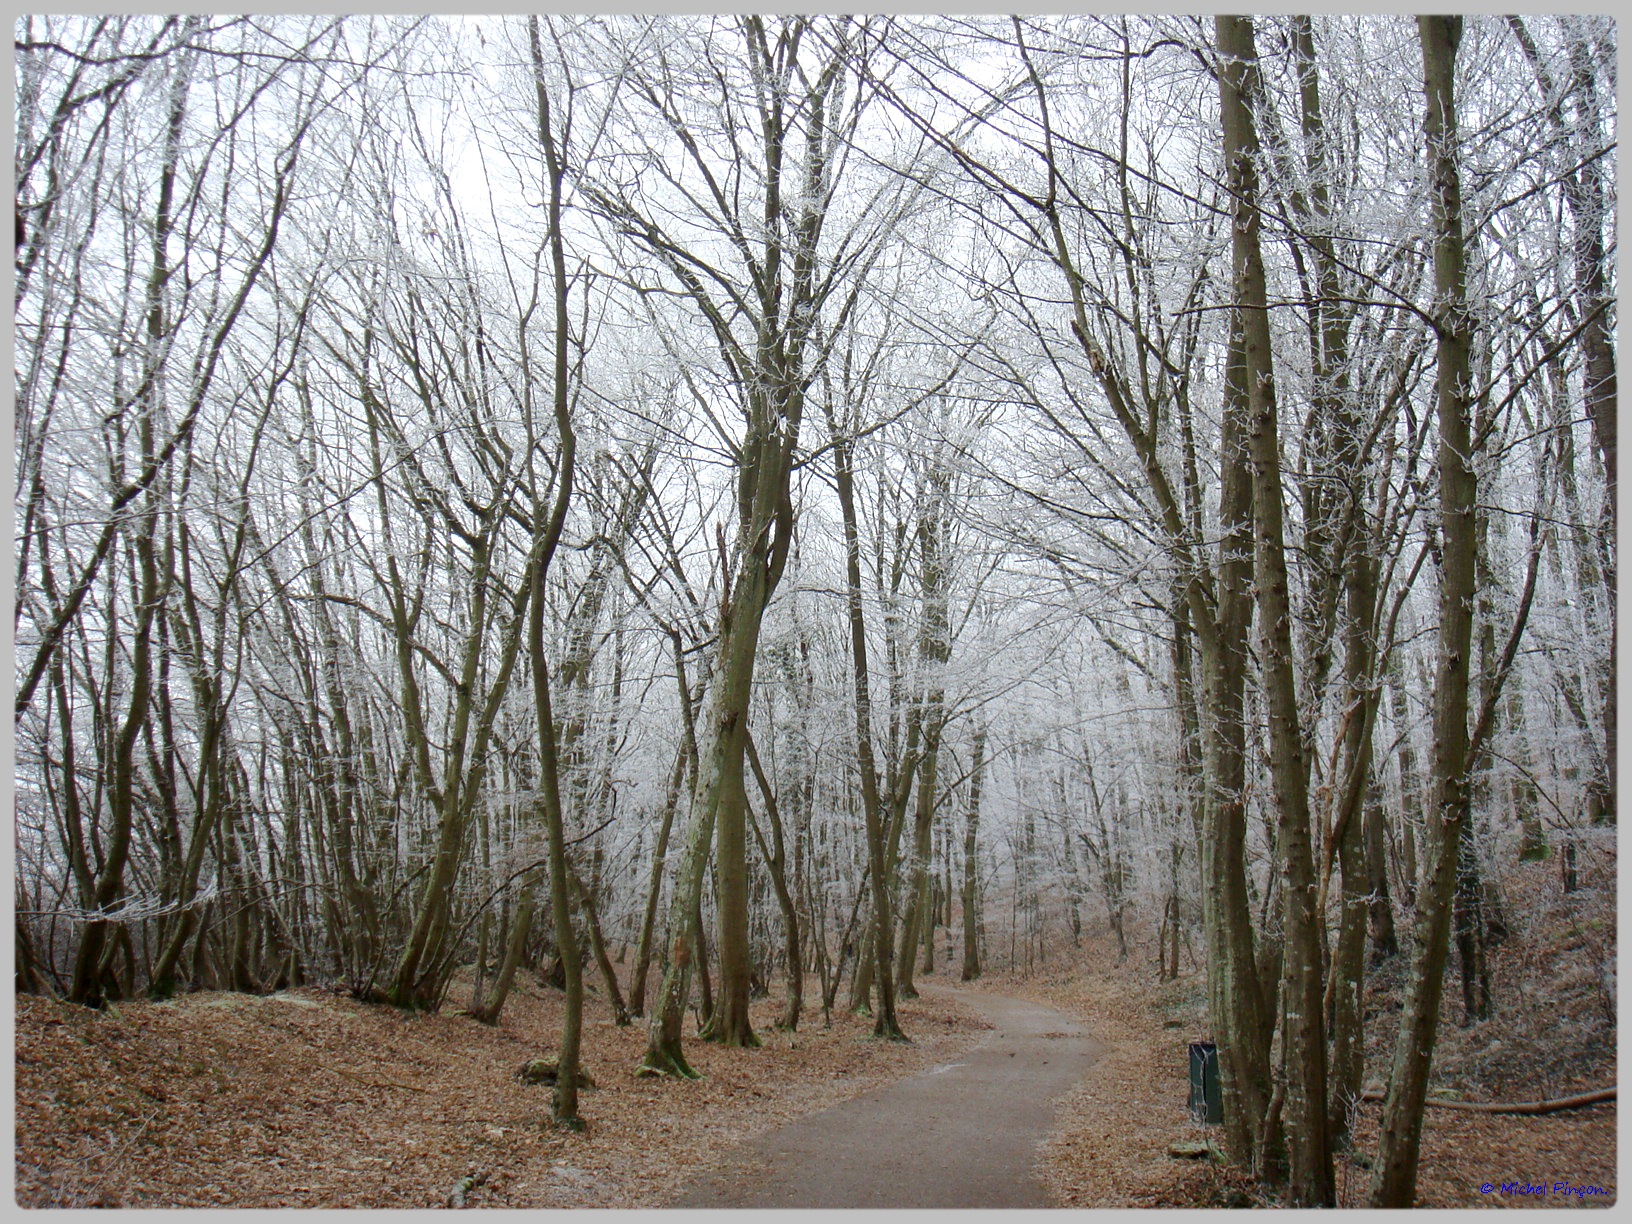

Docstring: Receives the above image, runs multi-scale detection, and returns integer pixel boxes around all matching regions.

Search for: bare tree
[1369,17,1477,1205]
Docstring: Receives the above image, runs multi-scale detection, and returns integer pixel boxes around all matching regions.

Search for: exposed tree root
[1360,1086,1615,1115]
[704,1025,763,1049]
[634,1046,701,1080]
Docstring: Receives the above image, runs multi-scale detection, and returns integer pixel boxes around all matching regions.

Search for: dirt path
[670,985,1103,1208]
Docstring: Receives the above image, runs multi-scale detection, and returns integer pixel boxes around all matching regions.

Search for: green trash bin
[1188,1041,1221,1124]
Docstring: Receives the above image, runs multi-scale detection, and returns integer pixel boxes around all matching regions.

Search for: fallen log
[1358,1086,1615,1115]
[1167,1140,1214,1159]
[515,1055,596,1089]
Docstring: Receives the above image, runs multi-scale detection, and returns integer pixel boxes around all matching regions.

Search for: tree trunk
[1363,794,1399,963]
[1507,17,1618,826]
[1183,20,1270,1178]
[1388,652,1425,908]
[1217,16,1332,1196]
[828,424,906,1040]
[896,460,951,998]
[640,782,716,1077]
[533,644,584,1127]
[961,727,987,982]
[745,735,802,1031]
[571,862,629,1026]
[1327,557,1384,1140]
[1370,18,1476,1204]
[524,19,582,1128]
[630,743,686,1018]
[701,595,767,1048]
[470,867,540,1025]
[894,732,940,998]
[71,44,194,1006]
[849,914,875,1015]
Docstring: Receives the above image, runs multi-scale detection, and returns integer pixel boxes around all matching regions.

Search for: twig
[71,1105,164,1208]
[319,1063,431,1094]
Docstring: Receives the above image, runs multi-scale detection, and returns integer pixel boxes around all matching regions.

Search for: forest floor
[13,854,1615,1209]
[13,978,993,1208]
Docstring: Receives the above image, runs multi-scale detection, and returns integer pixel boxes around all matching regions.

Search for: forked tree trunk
[1217,18,1333,1200]
[71,40,197,1007]
[700,20,847,1052]
[640,778,717,1077]
[1282,15,1377,1151]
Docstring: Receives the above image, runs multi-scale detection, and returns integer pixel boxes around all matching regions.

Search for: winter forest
[12,12,1617,1210]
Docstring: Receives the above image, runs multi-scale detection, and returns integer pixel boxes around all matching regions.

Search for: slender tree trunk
[641,649,717,1073]
[1327,551,1383,1141]
[1455,516,1499,1023]
[524,17,582,1127]
[1195,394,1270,1169]
[745,735,801,1030]
[849,913,875,1014]
[695,862,715,1022]
[1363,793,1399,962]
[828,426,906,1040]
[1370,18,1476,1203]
[470,866,540,1025]
[630,742,686,1018]
[1217,16,1331,1194]
[894,731,940,998]
[1388,652,1424,907]
[1507,18,1617,825]
[896,460,951,997]
[1175,28,1271,1178]
[70,44,197,1006]
[571,863,629,1026]
[961,726,986,982]
[1168,593,1204,986]
[533,639,584,1126]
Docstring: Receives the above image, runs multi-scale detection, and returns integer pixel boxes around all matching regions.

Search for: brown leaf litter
[14,978,990,1208]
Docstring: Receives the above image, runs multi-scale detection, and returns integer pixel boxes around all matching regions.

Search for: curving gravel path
[670,985,1103,1209]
